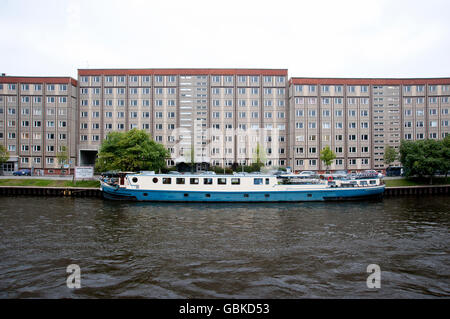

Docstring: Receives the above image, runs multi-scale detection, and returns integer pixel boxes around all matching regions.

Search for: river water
[0,195,448,298]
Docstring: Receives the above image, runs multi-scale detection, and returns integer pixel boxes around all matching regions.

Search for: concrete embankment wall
[0,185,449,198]
[0,186,102,198]
[384,185,450,196]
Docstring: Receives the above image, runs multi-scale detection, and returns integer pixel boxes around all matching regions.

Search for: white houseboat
[100,172,385,202]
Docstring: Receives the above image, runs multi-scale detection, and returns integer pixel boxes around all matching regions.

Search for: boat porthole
[184,193,189,197]
[205,194,211,198]
[152,177,158,183]
[307,194,312,197]
[265,194,270,198]
[143,193,148,196]
[132,177,138,183]
[244,194,249,198]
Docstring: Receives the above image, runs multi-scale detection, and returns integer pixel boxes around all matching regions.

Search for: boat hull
[101,183,385,202]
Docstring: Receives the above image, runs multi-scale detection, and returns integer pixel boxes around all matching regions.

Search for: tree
[0,145,9,166]
[383,145,397,167]
[56,146,69,169]
[190,145,195,172]
[439,135,450,179]
[399,139,443,184]
[95,129,170,172]
[320,145,336,171]
[251,142,266,171]
[257,142,265,165]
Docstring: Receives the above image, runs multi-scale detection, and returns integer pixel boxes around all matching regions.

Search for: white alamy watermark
[66,264,81,289]
[366,264,381,289]
[168,121,283,166]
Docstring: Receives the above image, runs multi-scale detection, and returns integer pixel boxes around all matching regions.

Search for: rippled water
[0,195,449,298]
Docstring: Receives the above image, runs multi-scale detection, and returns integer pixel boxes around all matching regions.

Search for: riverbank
[384,177,450,187]
[384,184,450,196]
[0,185,102,197]
[0,179,100,188]
[1,183,450,198]
[0,177,449,199]
[1,177,448,189]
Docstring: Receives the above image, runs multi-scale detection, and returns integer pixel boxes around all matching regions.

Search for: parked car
[298,171,316,178]
[13,169,31,176]
[332,170,349,179]
[361,170,383,178]
[386,167,403,177]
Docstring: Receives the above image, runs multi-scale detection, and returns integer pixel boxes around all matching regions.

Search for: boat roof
[128,172,277,178]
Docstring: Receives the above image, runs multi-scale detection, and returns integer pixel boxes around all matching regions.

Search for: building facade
[0,75,78,175]
[1,70,449,175]
[77,69,289,168]
[289,78,450,172]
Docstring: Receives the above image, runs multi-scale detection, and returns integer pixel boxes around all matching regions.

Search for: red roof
[78,68,288,76]
[289,77,450,86]
[0,76,77,87]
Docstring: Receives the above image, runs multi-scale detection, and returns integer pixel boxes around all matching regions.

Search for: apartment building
[77,69,289,168]
[288,78,450,172]
[2,70,449,175]
[0,75,77,175]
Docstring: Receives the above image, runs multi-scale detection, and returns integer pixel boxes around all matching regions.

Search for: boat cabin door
[118,173,126,186]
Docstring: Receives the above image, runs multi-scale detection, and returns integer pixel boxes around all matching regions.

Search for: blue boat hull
[101,184,385,202]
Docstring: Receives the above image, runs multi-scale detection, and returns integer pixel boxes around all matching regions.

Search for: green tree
[0,145,9,166]
[383,145,397,167]
[439,135,450,178]
[190,146,195,172]
[254,143,266,164]
[56,146,68,169]
[320,145,336,171]
[251,142,266,171]
[399,139,443,184]
[95,129,170,172]
[399,139,416,177]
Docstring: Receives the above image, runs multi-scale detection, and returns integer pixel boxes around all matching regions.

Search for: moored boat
[100,172,385,202]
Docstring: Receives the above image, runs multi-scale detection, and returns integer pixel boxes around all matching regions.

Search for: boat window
[360,181,368,186]
[163,178,171,184]
[218,178,227,185]
[176,178,185,184]
[254,178,263,185]
[204,178,213,185]
[369,180,377,185]
[231,178,240,185]
[132,177,138,183]
[152,178,158,183]
[190,178,199,185]
[265,178,270,185]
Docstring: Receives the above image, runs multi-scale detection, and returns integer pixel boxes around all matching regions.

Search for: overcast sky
[1,0,449,79]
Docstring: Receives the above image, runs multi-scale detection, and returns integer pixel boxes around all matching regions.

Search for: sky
[1,0,449,79]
